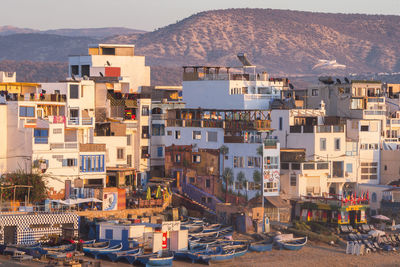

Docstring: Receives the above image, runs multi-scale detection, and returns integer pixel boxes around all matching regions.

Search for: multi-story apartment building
[164,108,280,200]
[68,44,150,93]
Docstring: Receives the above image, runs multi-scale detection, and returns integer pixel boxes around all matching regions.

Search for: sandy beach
[2,241,400,267]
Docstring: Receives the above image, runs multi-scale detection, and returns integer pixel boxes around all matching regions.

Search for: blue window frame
[80,155,105,172]
[346,163,353,173]
[34,129,48,144]
[157,147,163,157]
[19,106,35,117]
[105,229,113,239]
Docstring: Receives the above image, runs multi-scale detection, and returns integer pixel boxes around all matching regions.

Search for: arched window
[152,107,162,115]
[372,192,377,203]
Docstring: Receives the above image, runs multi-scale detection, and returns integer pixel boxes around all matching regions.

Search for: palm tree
[237,171,245,198]
[253,170,261,190]
[222,168,233,203]
[219,145,229,202]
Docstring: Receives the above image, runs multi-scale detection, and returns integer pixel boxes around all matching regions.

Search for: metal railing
[68,117,79,125]
[81,117,93,125]
[34,137,48,144]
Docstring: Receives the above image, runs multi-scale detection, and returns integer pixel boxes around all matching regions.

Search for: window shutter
[74,159,77,166]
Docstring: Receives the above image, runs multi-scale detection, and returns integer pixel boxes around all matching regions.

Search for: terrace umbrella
[146,187,151,200]
[372,215,390,221]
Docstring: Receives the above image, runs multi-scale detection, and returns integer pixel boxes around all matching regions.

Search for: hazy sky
[2,0,399,31]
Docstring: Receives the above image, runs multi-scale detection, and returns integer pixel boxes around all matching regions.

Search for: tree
[222,168,233,203]
[253,170,261,190]
[219,145,229,202]
[237,171,248,201]
[0,170,47,203]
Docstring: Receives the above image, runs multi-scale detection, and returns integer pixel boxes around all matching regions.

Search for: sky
[1,0,400,31]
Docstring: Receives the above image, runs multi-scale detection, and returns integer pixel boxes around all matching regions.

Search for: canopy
[372,215,390,221]
[51,198,102,206]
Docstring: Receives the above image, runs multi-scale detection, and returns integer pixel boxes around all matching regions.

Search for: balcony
[364,110,386,116]
[81,117,93,125]
[264,139,278,149]
[224,136,244,143]
[15,93,66,103]
[68,117,79,125]
[280,161,329,171]
[50,143,78,149]
[152,114,166,120]
[79,143,106,152]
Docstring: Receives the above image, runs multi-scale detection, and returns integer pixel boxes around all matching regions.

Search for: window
[117,148,125,159]
[127,155,132,167]
[102,47,115,55]
[189,177,195,184]
[157,147,163,157]
[175,130,181,139]
[320,138,326,151]
[127,135,131,145]
[192,131,201,140]
[360,125,369,131]
[350,98,364,109]
[346,163,353,173]
[69,108,79,118]
[141,105,149,116]
[53,128,62,134]
[175,154,181,163]
[334,138,341,150]
[167,131,172,136]
[247,157,261,168]
[311,89,319,96]
[81,65,90,77]
[233,156,244,168]
[105,229,113,240]
[80,155,104,172]
[206,179,211,188]
[142,126,149,138]
[192,154,201,163]
[152,124,165,136]
[71,65,79,75]
[141,146,149,158]
[290,173,296,186]
[19,106,35,117]
[69,84,79,99]
[384,165,387,171]
[371,192,377,203]
[62,158,77,167]
[361,162,378,180]
[279,117,283,131]
[264,156,279,169]
[207,131,218,142]
[332,161,344,178]
[34,129,48,144]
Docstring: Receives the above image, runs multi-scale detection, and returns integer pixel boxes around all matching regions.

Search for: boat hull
[249,242,273,252]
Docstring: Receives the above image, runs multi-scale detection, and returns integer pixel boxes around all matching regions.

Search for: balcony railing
[264,139,278,148]
[68,117,79,125]
[50,143,78,149]
[34,137,48,144]
[79,143,106,152]
[81,117,93,125]
[280,161,329,171]
[224,136,244,143]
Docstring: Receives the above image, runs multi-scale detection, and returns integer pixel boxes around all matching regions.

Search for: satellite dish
[42,89,46,94]
[99,72,104,77]
[289,83,294,90]
[71,74,76,81]
[106,61,111,66]
[83,75,89,80]
[344,77,350,84]
[237,53,254,67]
[336,79,341,84]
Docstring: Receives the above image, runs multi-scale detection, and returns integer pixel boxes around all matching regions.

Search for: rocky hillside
[3,9,400,83]
[125,9,400,74]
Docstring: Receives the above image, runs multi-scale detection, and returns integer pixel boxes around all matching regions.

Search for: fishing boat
[147,251,174,266]
[249,240,273,252]
[276,237,307,251]
[83,241,109,248]
[106,248,141,263]
[88,243,124,259]
[82,239,96,245]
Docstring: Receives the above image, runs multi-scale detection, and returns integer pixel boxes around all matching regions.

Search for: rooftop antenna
[99,72,104,77]
[106,61,111,66]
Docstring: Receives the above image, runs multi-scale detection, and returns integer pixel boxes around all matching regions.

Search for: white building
[68,44,150,93]
[182,66,287,110]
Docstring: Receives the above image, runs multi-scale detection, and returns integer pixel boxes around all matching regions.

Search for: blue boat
[249,240,273,252]
[148,251,174,266]
[277,237,307,251]
[106,248,141,263]
[86,243,124,259]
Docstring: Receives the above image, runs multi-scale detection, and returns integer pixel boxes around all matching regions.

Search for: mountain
[0,60,67,82]
[125,9,400,74]
[0,25,145,38]
[0,34,96,62]
[3,9,400,83]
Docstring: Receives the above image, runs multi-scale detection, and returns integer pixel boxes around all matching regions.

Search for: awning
[51,198,102,205]
[265,196,291,208]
